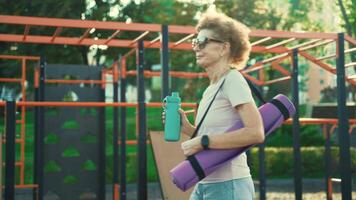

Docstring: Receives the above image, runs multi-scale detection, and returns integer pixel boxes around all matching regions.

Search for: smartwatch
[201,135,210,150]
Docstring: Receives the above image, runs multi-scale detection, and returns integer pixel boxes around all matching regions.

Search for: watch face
[201,135,209,149]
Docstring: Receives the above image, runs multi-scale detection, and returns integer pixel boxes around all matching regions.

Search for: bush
[266,124,327,147]
[121,147,356,183]
[249,147,356,178]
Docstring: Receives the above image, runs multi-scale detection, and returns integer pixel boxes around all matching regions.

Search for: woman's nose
[192,45,200,52]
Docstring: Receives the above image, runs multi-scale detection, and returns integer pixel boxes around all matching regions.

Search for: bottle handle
[162,97,167,110]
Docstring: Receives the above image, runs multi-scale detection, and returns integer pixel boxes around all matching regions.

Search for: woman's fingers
[162,111,165,124]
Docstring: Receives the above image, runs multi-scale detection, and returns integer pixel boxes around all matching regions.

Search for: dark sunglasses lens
[192,37,207,49]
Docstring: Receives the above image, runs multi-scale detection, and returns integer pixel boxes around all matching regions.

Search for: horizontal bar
[299,39,334,51]
[150,35,160,44]
[0,15,343,40]
[316,47,356,61]
[118,140,150,145]
[130,31,150,44]
[345,62,356,68]
[0,33,192,50]
[287,39,322,50]
[15,184,38,189]
[0,55,40,60]
[0,34,292,53]
[122,48,136,58]
[174,33,195,46]
[251,37,271,46]
[1,138,24,143]
[347,74,356,79]
[125,70,208,78]
[78,28,91,44]
[0,15,162,32]
[263,53,289,64]
[0,78,22,82]
[104,30,121,44]
[250,29,337,40]
[0,101,198,108]
[331,178,342,183]
[242,53,290,74]
[184,109,196,115]
[266,38,295,49]
[45,79,106,84]
[168,25,196,34]
[263,76,291,85]
[284,118,356,125]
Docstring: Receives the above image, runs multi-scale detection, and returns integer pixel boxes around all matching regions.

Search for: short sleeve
[223,70,254,107]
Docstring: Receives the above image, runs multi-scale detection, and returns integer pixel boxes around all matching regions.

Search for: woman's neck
[205,62,231,84]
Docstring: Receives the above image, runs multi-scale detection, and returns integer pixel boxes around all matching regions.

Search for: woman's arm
[209,102,264,148]
[181,102,264,156]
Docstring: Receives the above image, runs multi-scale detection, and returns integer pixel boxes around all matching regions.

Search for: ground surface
[14,178,356,199]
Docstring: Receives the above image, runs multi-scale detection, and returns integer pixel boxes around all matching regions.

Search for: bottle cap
[172,92,179,97]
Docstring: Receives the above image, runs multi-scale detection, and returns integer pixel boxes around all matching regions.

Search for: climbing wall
[42,64,105,200]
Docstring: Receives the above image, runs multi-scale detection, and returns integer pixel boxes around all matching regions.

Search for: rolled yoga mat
[170,94,296,191]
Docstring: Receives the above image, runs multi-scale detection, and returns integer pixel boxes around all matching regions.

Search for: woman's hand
[178,109,195,135]
[181,136,203,156]
[162,108,196,136]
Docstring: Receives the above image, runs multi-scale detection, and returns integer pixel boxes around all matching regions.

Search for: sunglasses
[192,36,225,49]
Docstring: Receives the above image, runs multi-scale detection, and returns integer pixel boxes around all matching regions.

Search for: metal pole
[99,75,106,200]
[38,56,46,200]
[256,75,266,200]
[33,69,39,200]
[120,58,127,200]
[258,143,266,200]
[292,49,302,200]
[161,25,169,98]
[324,125,332,200]
[113,57,120,200]
[4,101,16,200]
[336,32,351,200]
[137,40,147,200]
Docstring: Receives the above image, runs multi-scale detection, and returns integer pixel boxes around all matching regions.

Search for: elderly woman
[164,11,264,199]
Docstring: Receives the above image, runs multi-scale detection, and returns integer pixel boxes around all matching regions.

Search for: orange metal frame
[0,15,355,196]
[0,55,40,188]
[0,15,355,86]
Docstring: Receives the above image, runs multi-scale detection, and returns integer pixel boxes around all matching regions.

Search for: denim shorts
[189,177,255,200]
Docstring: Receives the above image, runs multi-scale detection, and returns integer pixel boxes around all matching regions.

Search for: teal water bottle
[163,92,181,142]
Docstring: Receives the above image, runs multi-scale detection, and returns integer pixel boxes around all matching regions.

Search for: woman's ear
[222,42,231,56]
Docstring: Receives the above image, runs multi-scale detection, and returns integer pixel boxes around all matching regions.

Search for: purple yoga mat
[170,94,296,191]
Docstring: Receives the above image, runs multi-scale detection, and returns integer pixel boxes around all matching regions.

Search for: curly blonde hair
[196,11,251,69]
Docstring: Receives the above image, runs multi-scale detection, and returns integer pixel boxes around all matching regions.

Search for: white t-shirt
[195,69,255,183]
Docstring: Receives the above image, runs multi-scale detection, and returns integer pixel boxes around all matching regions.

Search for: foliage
[1,0,346,101]
[320,85,355,103]
[266,124,325,147]
[249,147,356,178]
[121,146,356,182]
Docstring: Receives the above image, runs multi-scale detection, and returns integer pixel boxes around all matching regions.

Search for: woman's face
[193,29,225,68]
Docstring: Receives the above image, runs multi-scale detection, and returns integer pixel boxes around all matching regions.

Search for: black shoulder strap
[190,78,226,139]
[244,77,266,104]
